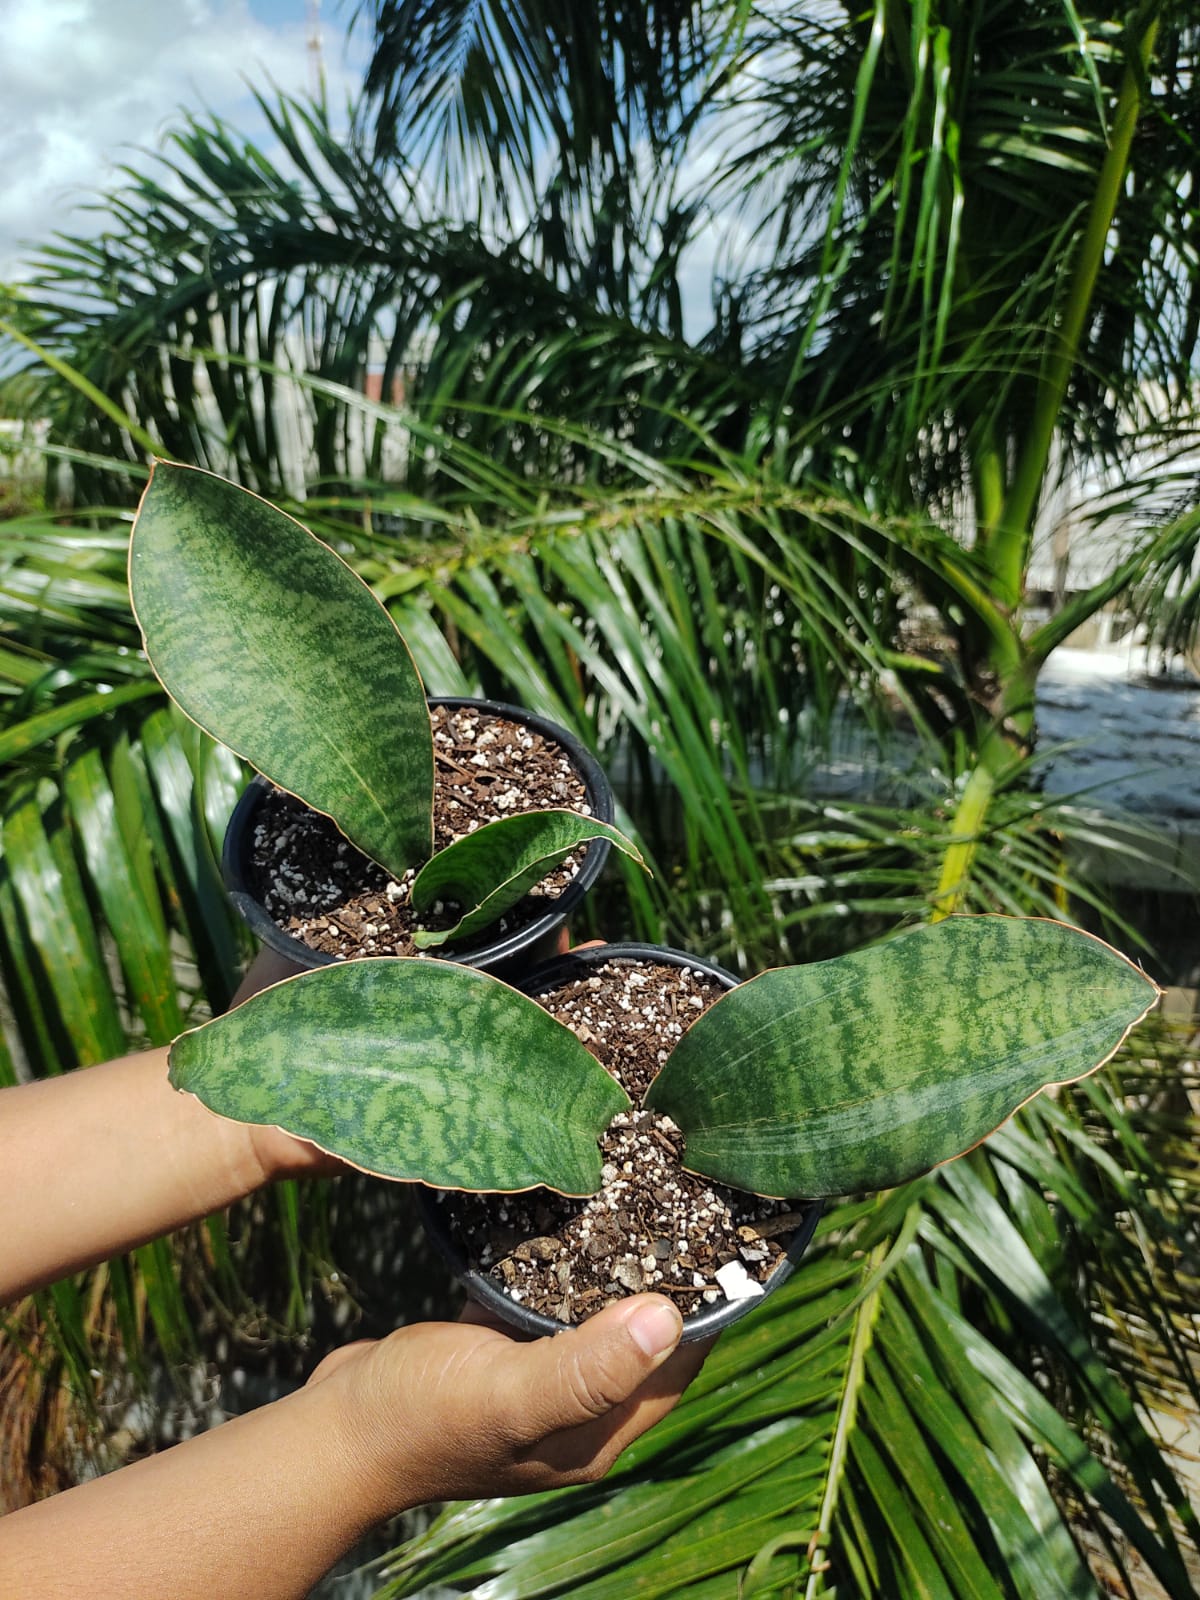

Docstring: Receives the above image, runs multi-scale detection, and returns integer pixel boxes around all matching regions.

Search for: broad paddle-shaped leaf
[646,917,1158,1198]
[410,810,646,948]
[169,959,630,1194]
[130,462,434,877]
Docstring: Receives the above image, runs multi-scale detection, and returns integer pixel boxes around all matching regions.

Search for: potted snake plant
[129,463,643,976]
[164,915,1157,1338]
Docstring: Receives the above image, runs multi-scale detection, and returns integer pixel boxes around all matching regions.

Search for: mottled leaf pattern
[129,462,434,877]
[169,957,631,1194]
[647,917,1159,1198]
[410,809,646,947]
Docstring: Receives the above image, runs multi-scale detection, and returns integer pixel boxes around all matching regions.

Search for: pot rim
[417,941,823,1344]
[221,695,615,973]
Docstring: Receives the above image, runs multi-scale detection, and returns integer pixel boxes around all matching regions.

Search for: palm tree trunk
[932,4,1162,915]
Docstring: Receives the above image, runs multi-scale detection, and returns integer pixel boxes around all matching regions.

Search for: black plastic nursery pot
[417,942,823,1345]
[222,696,615,982]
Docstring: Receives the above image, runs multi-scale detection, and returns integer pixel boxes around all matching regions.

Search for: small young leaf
[646,917,1158,1198]
[410,809,646,948]
[130,462,434,878]
[169,958,630,1195]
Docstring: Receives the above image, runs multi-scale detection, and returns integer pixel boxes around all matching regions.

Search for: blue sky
[248,0,307,19]
[0,1,741,336]
[0,0,367,280]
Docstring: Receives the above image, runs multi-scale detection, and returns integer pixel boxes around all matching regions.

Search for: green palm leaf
[374,1138,1199,1598]
[5,3,1200,1587]
[0,513,320,1491]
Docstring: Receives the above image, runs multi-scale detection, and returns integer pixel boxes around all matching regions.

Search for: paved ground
[1037,644,1200,890]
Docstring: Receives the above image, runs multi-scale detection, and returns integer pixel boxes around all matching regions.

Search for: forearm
[1,950,312,1304]
[0,1298,699,1598]
[0,1289,698,1599]
[0,1374,391,1600]
[0,1046,269,1303]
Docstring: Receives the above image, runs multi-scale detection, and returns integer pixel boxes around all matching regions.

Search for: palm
[3,0,1200,1592]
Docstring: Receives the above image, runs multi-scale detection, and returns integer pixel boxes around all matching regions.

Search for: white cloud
[0,0,363,279]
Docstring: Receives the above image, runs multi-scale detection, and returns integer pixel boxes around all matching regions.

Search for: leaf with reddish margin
[647,917,1158,1198]
[130,462,434,877]
[169,957,630,1195]
[411,809,645,947]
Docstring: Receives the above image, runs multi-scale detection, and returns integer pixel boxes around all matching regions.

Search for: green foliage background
[3,0,1200,1593]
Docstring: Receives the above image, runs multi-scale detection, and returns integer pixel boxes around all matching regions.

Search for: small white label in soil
[715,1261,765,1302]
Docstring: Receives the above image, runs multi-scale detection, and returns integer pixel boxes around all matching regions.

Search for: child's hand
[308,1294,708,1510]
[0,1292,708,1598]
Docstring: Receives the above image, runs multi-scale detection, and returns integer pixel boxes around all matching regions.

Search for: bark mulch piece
[436,959,798,1324]
[247,703,592,960]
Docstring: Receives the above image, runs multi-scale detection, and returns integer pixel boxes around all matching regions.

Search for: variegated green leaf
[169,957,630,1194]
[646,917,1158,1198]
[129,462,434,877]
[410,809,646,948]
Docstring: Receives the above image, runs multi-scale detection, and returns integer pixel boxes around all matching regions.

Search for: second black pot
[222,696,615,982]
[417,942,823,1345]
